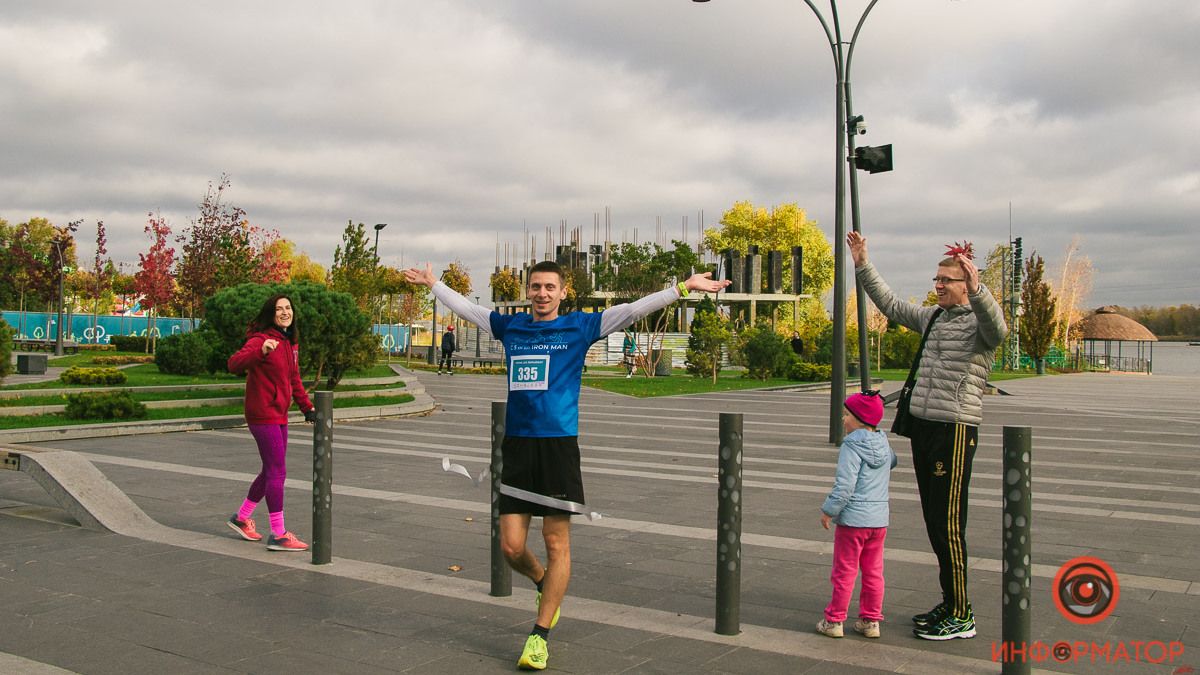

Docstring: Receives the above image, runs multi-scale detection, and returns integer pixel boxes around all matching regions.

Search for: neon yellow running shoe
[517,633,548,670]
[535,591,560,629]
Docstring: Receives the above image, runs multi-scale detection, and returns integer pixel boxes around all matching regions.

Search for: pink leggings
[825,525,887,623]
[246,424,288,513]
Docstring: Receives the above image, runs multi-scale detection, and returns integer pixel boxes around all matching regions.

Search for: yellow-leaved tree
[441,260,473,329]
[701,201,834,341]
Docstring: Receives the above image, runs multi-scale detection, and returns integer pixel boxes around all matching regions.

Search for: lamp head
[374,223,388,232]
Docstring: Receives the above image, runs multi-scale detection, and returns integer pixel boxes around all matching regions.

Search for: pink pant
[824,525,887,623]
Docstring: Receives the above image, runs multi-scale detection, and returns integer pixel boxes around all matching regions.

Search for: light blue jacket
[820,428,897,528]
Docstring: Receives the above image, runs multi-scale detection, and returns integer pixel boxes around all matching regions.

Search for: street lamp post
[373,223,387,351]
[800,0,883,444]
[53,236,70,357]
[475,296,482,357]
[373,223,387,260]
[693,0,883,444]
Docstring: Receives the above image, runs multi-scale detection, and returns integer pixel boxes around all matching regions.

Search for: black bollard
[1001,425,1032,674]
[311,391,334,565]
[490,401,512,596]
[715,412,743,635]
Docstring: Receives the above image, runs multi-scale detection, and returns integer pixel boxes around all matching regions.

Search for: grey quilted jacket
[856,262,1007,427]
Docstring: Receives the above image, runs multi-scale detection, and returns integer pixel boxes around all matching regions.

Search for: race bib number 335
[509,355,550,391]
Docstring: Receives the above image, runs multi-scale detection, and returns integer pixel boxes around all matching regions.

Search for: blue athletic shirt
[490,311,603,438]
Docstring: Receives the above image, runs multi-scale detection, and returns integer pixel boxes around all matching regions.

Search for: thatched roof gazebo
[1075,306,1158,373]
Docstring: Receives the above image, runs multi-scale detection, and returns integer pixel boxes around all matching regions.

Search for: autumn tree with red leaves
[176,175,288,320]
[87,220,111,341]
[136,213,177,352]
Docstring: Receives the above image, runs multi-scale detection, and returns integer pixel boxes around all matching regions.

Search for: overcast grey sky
[3,1,1197,307]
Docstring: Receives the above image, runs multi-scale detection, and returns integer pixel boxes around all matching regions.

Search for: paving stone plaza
[1,370,1196,673]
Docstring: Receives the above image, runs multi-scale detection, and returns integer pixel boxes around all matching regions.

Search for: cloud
[1,0,1197,308]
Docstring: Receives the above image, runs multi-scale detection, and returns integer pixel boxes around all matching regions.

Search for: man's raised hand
[684,272,732,294]
[956,255,981,294]
[403,263,437,288]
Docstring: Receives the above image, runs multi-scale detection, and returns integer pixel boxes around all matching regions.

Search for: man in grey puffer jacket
[847,231,1007,641]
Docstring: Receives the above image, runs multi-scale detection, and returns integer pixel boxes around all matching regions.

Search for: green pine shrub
[64,390,147,420]
[154,331,213,375]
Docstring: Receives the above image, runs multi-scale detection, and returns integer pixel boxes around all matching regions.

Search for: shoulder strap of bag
[903,307,944,388]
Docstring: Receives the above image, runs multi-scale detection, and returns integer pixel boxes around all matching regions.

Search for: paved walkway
[1,370,1197,673]
[6,350,68,386]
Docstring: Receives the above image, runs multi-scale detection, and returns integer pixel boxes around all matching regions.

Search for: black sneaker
[913,611,976,641]
[912,601,949,626]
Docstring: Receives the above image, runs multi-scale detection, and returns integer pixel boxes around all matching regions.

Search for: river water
[1151,341,1200,376]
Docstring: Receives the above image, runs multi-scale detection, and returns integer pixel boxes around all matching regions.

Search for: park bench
[13,338,79,354]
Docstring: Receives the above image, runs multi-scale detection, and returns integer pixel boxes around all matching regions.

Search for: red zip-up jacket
[227,327,314,425]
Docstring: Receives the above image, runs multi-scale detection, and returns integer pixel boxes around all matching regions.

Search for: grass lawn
[870,368,1043,382]
[47,351,150,367]
[584,371,800,397]
[585,365,1047,397]
[0,388,243,407]
[2,363,401,391]
[0,393,414,430]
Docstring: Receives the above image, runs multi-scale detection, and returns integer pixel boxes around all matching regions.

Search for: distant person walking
[791,331,805,359]
[226,294,317,552]
[816,392,896,640]
[848,232,1006,640]
[438,325,457,375]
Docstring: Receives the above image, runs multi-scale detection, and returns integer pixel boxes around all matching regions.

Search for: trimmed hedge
[108,335,150,352]
[93,355,156,365]
[64,390,147,420]
[154,331,212,375]
[60,366,128,386]
[0,320,14,381]
[77,344,117,351]
[788,360,832,382]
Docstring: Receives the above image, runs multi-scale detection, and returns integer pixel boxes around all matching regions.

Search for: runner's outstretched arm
[598,272,730,337]
[404,264,494,335]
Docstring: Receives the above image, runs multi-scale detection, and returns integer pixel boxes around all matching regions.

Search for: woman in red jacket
[225,294,316,551]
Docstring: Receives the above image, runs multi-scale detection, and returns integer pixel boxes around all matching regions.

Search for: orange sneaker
[227,516,262,542]
[266,531,309,552]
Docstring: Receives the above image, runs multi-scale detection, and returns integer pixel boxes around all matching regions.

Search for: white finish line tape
[440,457,602,520]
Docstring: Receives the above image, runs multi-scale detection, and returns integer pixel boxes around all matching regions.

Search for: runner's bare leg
[500,513,544,582]
[537,515,571,626]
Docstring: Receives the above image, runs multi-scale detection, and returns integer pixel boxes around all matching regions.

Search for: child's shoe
[853,618,881,638]
[815,618,843,638]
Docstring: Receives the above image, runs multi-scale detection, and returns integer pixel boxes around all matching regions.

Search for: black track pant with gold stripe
[909,416,978,619]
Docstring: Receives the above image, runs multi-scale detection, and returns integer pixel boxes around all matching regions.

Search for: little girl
[817,391,897,638]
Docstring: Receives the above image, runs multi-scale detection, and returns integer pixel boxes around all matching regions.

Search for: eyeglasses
[932,276,965,285]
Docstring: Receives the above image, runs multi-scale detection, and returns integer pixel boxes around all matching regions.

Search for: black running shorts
[499,435,585,517]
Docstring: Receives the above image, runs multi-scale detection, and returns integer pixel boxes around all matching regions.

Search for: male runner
[405,260,728,669]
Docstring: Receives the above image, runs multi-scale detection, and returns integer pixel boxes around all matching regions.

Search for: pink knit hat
[844,391,883,428]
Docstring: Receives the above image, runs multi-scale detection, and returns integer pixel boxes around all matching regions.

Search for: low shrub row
[64,390,147,420]
[108,335,151,352]
[93,355,156,365]
[60,366,128,385]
